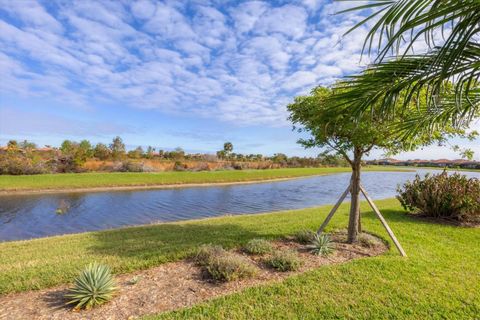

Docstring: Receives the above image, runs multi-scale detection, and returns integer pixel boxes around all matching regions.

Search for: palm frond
[330,42,480,126]
[338,0,480,61]
[336,0,480,122]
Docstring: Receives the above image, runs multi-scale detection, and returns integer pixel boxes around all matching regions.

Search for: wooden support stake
[317,183,351,234]
[360,184,407,257]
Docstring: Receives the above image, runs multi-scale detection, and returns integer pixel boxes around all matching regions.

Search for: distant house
[367,157,480,169]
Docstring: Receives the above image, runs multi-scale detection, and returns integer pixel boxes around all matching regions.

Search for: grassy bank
[1,199,479,319]
[0,166,405,192]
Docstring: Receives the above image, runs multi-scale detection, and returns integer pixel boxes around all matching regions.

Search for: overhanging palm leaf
[332,42,480,114]
[333,0,480,132]
[340,0,480,62]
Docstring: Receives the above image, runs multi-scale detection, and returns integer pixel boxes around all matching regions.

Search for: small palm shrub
[205,252,257,282]
[397,172,480,223]
[293,229,315,244]
[307,233,334,256]
[265,250,303,272]
[243,238,273,255]
[66,263,117,309]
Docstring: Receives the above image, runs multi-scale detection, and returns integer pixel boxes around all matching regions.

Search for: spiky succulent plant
[307,233,334,256]
[66,262,117,309]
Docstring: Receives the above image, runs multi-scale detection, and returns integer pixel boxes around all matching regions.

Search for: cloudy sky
[0,0,478,159]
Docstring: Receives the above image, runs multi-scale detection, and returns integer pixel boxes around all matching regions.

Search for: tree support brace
[316,182,407,257]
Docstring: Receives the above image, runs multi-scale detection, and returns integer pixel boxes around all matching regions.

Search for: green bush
[66,262,117,309]
[293,229,316,244]
[397,172,480,223]
[113,161,148,172]
[194,244,257,281]
[205,252,257,282]
[194,244,226,266]
[358,233,380,248]
[307,233,334,256]
[0,153,49,175]
[243,238,273,255]
[265,250,303,272]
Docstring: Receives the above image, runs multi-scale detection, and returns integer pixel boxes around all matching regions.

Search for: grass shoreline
[0,166,410,194]
[1,198,395,295]
[1,198,479,318]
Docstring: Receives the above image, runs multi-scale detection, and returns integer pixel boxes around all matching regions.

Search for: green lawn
[0,166,405,192]
[1,198,479,319]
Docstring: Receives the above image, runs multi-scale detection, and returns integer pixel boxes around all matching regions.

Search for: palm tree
[332,0,480,134]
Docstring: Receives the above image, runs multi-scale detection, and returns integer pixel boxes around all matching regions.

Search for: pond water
[1,169,479,242]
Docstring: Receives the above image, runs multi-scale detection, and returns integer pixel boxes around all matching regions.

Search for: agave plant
[66,262,117,309]
[307,233,334,256]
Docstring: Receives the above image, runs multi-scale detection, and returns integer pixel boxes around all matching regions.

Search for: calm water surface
[1,169,479,242]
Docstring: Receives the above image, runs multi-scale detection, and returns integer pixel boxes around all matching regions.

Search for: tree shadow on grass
[87,221,272,263]
[375,209,468,228]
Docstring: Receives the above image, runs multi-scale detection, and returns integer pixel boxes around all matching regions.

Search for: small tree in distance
[109,136,125,160]
[288,86,470,243]
[94,143,111,160]
[223,142,233,158]
[145,146,155,159]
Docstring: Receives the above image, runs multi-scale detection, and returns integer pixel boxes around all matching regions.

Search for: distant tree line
[0,137,350,175]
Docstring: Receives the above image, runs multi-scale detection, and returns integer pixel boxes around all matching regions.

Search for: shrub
[194,244,257,281]
[243,238,273,255]
[397,172,480,223]
[205,252,257,282]
[232,162,244,170]
[190,162,210,172]
[66,262,117,309]
[0,153,49,175]
[173,161,187,171]
[307,233,334,256]
[265,250,303,272]
[194,244,226,266]
[293,229,316,244]
[114,161,145,172]
[358,233,381,248]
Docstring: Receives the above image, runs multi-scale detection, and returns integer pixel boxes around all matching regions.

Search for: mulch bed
[0,232,388,320]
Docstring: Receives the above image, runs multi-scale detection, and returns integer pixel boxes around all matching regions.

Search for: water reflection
[0,169,478,242]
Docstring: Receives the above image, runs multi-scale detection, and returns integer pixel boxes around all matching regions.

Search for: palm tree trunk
[347,149,362,243]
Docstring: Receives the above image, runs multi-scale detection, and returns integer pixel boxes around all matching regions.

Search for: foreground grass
[0,166,405,192]
[1,199,479,320]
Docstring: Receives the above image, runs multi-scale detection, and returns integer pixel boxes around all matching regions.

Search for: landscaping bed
[0,232,387,320]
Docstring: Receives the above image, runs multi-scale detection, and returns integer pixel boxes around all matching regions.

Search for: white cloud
[0,0,426,130]
[131,0,156,20]
[0,107,134,137]
[242,36,290,70]
[230,1,269,34]
[254,5,308,39]
[300,0,325,11]
[282,71,317,91]
[0,0,63,33]
[143,3,195,39]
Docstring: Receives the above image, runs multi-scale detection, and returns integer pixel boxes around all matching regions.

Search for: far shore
[0,175,315,196]
[0,166,416,196]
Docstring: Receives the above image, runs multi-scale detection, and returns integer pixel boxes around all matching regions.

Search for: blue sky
[0,0,478,159]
